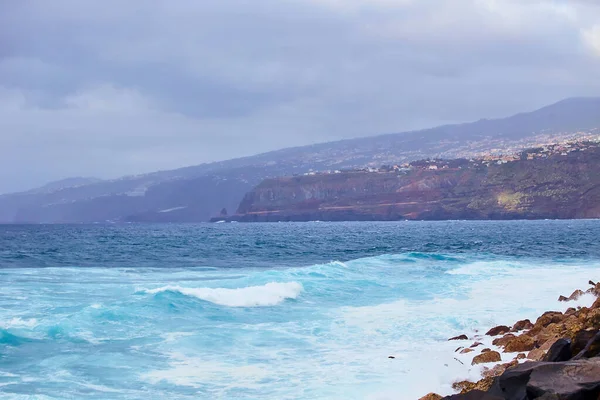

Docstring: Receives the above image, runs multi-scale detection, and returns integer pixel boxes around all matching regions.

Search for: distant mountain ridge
[1,97,599,223]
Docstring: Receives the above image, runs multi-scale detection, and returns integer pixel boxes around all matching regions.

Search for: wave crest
[144,282,303,307]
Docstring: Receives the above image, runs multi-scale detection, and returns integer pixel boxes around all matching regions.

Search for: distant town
[298,130,600,176]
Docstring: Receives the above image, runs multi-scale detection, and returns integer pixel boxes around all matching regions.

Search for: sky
[1,0,599,194]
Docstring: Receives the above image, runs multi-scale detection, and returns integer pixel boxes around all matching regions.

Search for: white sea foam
[144,282,303,307]
[2,317,38,329]
[338,262,600,398]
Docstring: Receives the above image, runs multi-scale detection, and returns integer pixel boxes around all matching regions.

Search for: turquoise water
[1,221,600,399]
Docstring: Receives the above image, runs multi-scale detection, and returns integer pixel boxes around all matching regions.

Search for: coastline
[419,281,600,399]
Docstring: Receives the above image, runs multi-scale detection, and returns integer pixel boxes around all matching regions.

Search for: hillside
[1,97,599,223]
[221,143,600,222]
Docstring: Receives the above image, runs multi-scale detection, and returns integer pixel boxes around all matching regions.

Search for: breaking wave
[144,282,303,307]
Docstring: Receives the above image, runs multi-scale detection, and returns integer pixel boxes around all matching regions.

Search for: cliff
[221,145,600,222]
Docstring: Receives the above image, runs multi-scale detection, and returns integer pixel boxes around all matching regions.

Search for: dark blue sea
[1,221,599,399]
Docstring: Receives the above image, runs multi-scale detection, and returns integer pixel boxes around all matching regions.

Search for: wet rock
[443,390,503,400]
[558,295,569,302]
[470,342,483,348]
[481,348,491,353]
[388,356,395,359]
[452,377,496,394]
[542,338,572,362]
[527,348,547,361]
[472,351,501,365]
[449,334,469,341]
[486,326,511,336]
[570,329,598,356]
[587,283,600,296]
[590,280,597,286]
[455,347,465,353]
[515,353,526,360]
[419,393,443,400]
[461,348,475,354]
[487,358,600,400]
[504,335,536,353]
[492,334,515,347]
[564,307,577,316]
[482,360,518,378]
[529,311,564,335]
[511,319,533,332]
[567,289,585,301]
[592,297,600,310]
[572,330,600,359]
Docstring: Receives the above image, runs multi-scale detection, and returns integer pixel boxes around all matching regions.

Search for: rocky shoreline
[419,281,600,400]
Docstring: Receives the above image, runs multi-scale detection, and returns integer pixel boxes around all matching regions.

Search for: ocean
[1,221,599,399]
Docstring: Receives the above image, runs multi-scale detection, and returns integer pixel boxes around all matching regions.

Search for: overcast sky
[1,0,599,193]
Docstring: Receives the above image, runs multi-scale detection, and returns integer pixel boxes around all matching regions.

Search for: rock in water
[504,335,536,352]
[449,334,469,341]
[512,319,534,332]
[486,326,511,336]
[542,338,572,362]
[472,351,502,365]
[492,334,516,347]
[567,289,585,301]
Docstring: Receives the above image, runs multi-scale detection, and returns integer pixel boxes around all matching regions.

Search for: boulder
[492,334,516,347]
[529,312,564,335]
[558,295,569,302]
[571,329,598,356]
[443,390,503,400]
[419,393,443,400]
[482,360,518,378]
[565,307,577,316]
[525,358,600,398]
[572,331,600,359]
[486,326,511,336]
[470,342,483,348]
[567,289,585,301]
[590,280,597,286]
[472,351,502,365]
[461,348,475,354]
[587,283,600,296]
[512,319,533,332]
[481,348,491,353]
[542,338,572,362]
[504,335,536,353]
[449,334,469,341]
[452,377,496,394]
[515,353,526,360]
[487,358,600,400]
[527,348,547,361]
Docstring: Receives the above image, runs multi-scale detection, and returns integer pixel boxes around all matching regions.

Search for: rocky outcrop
[419,280,600,400]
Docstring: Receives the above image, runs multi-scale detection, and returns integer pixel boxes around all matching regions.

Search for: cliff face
[225,147,600,221]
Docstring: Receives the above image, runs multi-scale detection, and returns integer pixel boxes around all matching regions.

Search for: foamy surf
[144,282,303,307]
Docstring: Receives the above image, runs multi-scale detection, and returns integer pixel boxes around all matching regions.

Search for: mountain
[22,177,103,195]
[1,97,599,223]
[222,142,600,222]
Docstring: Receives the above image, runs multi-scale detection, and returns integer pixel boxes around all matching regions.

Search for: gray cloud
[1,0,599,193]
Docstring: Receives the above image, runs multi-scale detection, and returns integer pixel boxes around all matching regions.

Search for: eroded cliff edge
[217,144,600,222]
